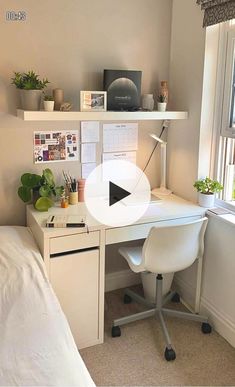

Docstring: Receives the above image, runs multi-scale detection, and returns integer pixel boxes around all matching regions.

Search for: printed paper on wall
[34,130,79,163]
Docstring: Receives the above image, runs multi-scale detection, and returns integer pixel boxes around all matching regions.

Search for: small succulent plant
[193,177,223,194]
[158,94,167,103]
[43,95,54,101]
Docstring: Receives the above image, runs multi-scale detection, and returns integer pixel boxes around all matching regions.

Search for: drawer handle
[51,246,99,258]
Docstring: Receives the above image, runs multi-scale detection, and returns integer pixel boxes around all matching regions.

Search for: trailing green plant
[193,177,223,195]
[43,94,54,101]
[158,94,167,103]
[11,71,49,90]
[18,168,64,211]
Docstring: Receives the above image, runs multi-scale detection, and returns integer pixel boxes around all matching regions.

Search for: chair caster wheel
[201,322,212,334]
[124,294,132,304]
[171,293,180,303]
[164,347,176,361]
[112,326,121,337]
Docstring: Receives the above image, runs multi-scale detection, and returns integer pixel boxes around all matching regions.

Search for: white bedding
[0,226,95,387]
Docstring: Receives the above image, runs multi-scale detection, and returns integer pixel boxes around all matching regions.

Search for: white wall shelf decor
[17,109,188,121]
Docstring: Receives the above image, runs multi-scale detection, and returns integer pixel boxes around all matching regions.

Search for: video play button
[109,181,131,206]
[84,160,151,227]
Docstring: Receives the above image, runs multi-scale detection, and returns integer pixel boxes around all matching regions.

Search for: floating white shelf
[17,109,188,121]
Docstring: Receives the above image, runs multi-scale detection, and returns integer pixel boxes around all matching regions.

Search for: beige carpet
[80,288,235,386]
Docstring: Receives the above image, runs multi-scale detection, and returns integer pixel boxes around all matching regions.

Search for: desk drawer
[50,248,100,349]
[106,216,201,245]
[50,231,99,255]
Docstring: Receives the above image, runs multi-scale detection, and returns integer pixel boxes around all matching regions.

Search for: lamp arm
[130,121,168,195]
[142,123,167,174]
[160,143,167,188]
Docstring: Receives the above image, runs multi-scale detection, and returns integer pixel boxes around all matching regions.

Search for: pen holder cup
[69,192,78,205]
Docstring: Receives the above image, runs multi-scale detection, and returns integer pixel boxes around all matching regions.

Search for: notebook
[46,215,86,228]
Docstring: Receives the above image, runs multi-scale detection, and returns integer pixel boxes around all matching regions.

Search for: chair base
[112,277,212,361]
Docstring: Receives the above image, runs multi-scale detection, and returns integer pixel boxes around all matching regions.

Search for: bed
[0,226,95,386]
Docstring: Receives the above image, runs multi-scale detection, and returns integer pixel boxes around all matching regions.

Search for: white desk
[27,194,205,349]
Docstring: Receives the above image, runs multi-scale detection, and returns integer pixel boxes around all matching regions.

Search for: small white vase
[198,192,215,208]
[157,102,167,112]
[43,100,54,112]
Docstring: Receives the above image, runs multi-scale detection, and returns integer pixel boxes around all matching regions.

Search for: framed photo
[80,91,107,112]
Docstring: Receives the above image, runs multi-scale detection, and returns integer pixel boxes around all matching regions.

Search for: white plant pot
[198,192,215,208]
[141,272,174,303]
[43,100,54,112]
[157,102,167,112]
[20,89,42,111]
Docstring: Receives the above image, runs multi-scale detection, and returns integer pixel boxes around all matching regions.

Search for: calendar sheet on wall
[34,130,79,164]
[103,123,138,152]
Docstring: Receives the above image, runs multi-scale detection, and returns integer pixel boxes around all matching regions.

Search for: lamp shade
[150,133,166,144]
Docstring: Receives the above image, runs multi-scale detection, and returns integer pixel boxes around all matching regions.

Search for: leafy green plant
[43,94,54,101]
[158,94,167,103]
[18,168,64,211]
[11,71,49,90]
[193,177,223,195]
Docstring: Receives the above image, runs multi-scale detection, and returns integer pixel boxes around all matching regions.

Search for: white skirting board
[173,276,235,348]
[105,269,141,292]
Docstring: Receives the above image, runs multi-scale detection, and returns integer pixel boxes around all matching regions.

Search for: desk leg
[195,257,203,314]
[99,229,106,344]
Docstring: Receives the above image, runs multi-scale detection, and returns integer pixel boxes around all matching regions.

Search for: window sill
[207,203,235,227]
[215,198,235,213]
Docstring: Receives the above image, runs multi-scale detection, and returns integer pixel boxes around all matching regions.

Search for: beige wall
[167,0,206,201]
[0,0,173,226]
[168,0,205,312]
[168,2,235,348]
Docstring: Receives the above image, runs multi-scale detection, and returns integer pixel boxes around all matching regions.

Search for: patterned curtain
[197,0,235,27]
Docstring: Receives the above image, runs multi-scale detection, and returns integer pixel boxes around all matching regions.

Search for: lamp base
[152,187,172,196]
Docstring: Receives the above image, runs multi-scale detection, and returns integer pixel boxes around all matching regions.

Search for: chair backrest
[142,217,208,274]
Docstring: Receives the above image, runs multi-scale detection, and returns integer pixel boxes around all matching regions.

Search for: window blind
[197,0,235,27]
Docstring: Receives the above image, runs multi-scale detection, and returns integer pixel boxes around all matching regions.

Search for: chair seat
[118,246,144,273]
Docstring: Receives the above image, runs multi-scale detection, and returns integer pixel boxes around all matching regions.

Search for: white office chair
[111,217,212,361]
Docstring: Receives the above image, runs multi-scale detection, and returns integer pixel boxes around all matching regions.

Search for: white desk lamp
[150,133,172,195]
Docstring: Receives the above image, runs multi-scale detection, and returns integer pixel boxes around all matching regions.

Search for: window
[215,21,235,208]
[221,24,235,138]
[216,137,235,202]
[229,60,235,129]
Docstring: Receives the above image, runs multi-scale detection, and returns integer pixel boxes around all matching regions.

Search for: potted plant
[193,177,223,208]
[11,71,49,111]
[157,94,167,112]
[43,95,54,111]
[18,168,64,211]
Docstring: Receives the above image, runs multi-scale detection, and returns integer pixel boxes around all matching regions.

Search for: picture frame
[80,90,107,112]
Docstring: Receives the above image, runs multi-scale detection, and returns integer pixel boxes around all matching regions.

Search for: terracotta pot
[78,179,86,202]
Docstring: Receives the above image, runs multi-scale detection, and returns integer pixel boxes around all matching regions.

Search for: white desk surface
[27,193,206,348]
[27,193,206,238]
